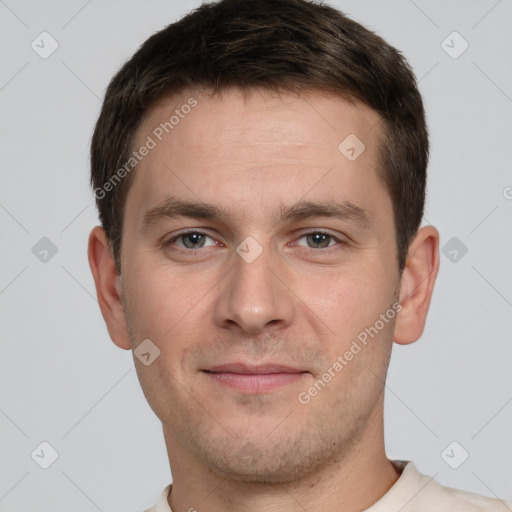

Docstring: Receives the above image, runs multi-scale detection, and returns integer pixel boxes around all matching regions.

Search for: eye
[295,231,345,249]
[166,230,218,249]
[164,230,346,253]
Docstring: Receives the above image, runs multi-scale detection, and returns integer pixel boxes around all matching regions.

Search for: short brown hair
[90,0,428,274]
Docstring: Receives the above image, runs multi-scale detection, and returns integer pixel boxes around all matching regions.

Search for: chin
[189,428,344,485]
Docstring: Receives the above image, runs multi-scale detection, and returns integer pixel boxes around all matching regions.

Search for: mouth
[202,363,309,393]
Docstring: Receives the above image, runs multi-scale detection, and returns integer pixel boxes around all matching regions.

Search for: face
[116,88,403,482]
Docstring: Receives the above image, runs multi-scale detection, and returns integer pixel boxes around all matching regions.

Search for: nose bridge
[215,239,293,333]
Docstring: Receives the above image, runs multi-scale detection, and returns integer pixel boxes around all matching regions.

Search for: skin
[88,88,440,512]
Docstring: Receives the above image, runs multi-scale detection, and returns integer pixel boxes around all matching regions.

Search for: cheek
[125,261,202,332]
[295,262,385,329]
[293,257,398,370]
[123,261,219,377]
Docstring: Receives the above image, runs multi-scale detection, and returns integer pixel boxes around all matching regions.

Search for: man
[87,0,510,511]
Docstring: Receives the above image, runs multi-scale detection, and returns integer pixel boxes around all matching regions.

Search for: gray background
[0,0,511,510]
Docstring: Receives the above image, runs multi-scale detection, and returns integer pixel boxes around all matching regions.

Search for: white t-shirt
[144,460,510,512]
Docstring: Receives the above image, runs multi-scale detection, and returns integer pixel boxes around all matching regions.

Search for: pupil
[184,233,205,248]
[309,233,330,248]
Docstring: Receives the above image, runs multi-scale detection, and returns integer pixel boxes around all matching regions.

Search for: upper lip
[204,363,306,374]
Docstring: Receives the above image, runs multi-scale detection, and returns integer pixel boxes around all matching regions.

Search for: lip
[205,363,304,374]
[202,363,308,393]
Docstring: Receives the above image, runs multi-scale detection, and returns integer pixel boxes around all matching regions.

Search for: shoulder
[377,461,511,512]
[428,484,511,511]
[144,484,173,512]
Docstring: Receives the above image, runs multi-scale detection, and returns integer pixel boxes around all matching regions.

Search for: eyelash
[164,229,347,251]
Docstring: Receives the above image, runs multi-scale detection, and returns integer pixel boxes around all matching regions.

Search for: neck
[163,408,401,512]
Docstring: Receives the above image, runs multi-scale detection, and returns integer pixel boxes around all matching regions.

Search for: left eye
[296,232,341,249]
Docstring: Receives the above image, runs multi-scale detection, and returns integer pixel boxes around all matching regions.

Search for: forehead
[136,87,381,157]
[127,88,390,229]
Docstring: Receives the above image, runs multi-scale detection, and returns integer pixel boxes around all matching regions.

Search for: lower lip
[204,371,307,392]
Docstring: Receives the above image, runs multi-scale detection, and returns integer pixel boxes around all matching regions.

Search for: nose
[213,243,295,335]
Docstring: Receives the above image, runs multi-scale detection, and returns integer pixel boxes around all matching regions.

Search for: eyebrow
[141,196,373,231]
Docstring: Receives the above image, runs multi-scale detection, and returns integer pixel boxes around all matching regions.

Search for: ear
[87,226,131,350]
[394,225,440,345]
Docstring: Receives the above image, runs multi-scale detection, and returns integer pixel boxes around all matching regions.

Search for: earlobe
[393,225,440,346]
[87,226,131,350]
